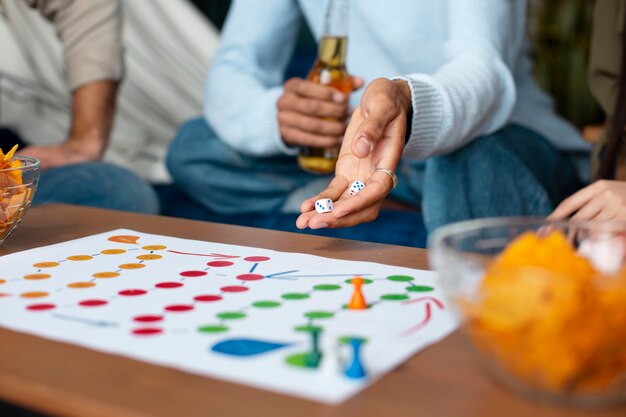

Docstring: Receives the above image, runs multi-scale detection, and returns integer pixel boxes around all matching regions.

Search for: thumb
[351,104,395,158]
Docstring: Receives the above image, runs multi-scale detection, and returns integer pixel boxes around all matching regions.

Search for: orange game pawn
[348,277,367,310]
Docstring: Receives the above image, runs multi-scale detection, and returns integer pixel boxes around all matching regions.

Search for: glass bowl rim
[0,155,40,172]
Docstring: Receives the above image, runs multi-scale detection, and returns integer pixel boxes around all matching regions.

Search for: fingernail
[311,223,328,230]
[333,92,345,103]
[355,136,372,155]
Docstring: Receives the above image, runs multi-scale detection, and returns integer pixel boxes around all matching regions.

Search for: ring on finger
[375,167,398,189]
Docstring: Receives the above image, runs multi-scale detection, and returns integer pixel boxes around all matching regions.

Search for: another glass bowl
[0,156,40,244]
[429,217,626,407]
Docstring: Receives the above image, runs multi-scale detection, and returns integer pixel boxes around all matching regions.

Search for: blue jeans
[167,118,581,231]
[32,162,160,214]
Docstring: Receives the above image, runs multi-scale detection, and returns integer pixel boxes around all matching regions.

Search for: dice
[349,181,365,197]
[315,198,333,213]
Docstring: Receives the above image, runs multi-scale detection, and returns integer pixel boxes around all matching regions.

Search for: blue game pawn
[344,338,367,379]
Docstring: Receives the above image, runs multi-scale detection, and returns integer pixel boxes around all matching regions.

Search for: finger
[308,201,383,229]
[547,183,603,220]
[278,111,346,136]
[332,171,392,219]
[571,198,605,221]
[352,104,403,158]
[299,175,350,214]
[278,92,347,119]
[351,76,365,91]
[280,125,342,148]
[284,78,347,103]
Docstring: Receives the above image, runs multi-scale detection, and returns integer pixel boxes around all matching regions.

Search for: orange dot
[0,279,5,285]
[33,262,60,268]
[108,235,140,244]
[142,245,167,251]
[67,255,93,261]
[136,254,162,261]
[24,274,51,280]
[119,263,145,270]
[92,272,120,279]
[21,291,49,299]
[68,282,96,289]
[101,249,126,255]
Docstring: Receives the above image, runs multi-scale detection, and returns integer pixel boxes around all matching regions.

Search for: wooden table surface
[0,204,624,417]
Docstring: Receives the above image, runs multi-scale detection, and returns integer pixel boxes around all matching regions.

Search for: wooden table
[0,204,624,417]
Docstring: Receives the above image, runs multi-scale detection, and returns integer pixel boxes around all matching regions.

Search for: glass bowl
[0,155,40,244]
[429,217,626,407]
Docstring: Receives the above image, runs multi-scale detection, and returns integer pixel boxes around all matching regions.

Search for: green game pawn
[305,328,322,368]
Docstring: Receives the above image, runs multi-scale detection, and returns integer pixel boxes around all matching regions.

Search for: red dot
[79,299,108,307]
[0,293,11,297]
[194,294,223,302]
[165,304,194,312]
[237,273,264,281]
[207,261,233,267]
[156,282,183,289]
[244,256,270,262]
[180,270,207,277]
[134,314,164,323]
[26,303,56,311]
[132,328,163,336]
[119,289,147,296]
[221,285,248,293]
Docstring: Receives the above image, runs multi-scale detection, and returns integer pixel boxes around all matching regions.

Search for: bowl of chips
[0,145,40,244]
[429,217,626,406]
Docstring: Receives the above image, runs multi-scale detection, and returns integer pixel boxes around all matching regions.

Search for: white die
[348,180,365,196]
[315,198,333,213]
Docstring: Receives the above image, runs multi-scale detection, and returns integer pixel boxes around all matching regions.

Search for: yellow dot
[101,249,126,255]
[119,263,145,270]
[67,255,93,261]
[136,254,162,261]
[24,274,51,280]
[68,282,96,289]
[0,279,5,285]
[142,245,167,251]
[92,272,120,279]
[21,291,49,299]
[33,262,60,268]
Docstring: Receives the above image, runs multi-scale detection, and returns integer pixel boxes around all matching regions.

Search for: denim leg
[167,118,319,213]
[420,124,582,231]
[32,162,159,214]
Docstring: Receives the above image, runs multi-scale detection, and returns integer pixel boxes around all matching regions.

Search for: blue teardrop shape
[211,338,291,357]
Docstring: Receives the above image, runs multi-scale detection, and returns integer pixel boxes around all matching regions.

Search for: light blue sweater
[205,0,588,164]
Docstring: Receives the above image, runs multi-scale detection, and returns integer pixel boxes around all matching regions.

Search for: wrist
[392,79,412,115]
[66,133,107,160]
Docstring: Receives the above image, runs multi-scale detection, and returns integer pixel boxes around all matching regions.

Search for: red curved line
[400,303,433,336]
[166,250,239,259]
[401,296,444,309]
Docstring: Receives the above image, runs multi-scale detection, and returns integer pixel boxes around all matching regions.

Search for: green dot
[197,325,229,333]
[252,300,281,308]
[313,284,341,291]
[344,278,373,285]
[294,325,324,333]
[407,285,434,292]
[285,352,315,369]
[216,312,246,320]
[381,294,410,301]
[387,275,415,282]
[304,311,335,320]
[282,293,310,300]
[339,336,368,345]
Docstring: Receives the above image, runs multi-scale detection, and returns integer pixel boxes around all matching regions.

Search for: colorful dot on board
[386,275,415,282]
[119,289,147,297]
[380,294,410,301]
[141,245,167,251]
[0,293,10,297]
[132,328,163,336]
[313,284,341,291]
[79,299,108,307]
[67,255,93,261]
[194,295,223,302]
[221,286,248,293]
[407,285,434,292]
[0,279,6,285]
[155,282,183,289]
[134,315,164,323]
[281,293,310,300]
[207,261,233,267]
[237,274,263,281]
[20,291,49,299]
[119,263,145,270]
[198,325,229,334]
[252,301,281,308]
[108,235,139,244]
[24,274,51,280]
[68,282,95,289]
[285,353,315,369]
[244,256,270,262]
[304,311,335,320]
[339,336,369,345]
[101,249,126,255]
[136,254,162,261]
[33,262,60,268]
[26,303,56,311]
[92,272,120,279]
[294,325,323,333]
[180,270,207,277]
[165,304,194,312]
[345,278,373,285]
[216,312,246,320]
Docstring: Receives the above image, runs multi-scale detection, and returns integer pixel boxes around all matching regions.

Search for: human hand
[277,76,364,148]
[547,180,626,221]
[19,139,103,170]
[296,78,412,229]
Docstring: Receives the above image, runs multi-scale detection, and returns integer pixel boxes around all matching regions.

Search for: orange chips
[465,230,626,395]
[0,145,25,236]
